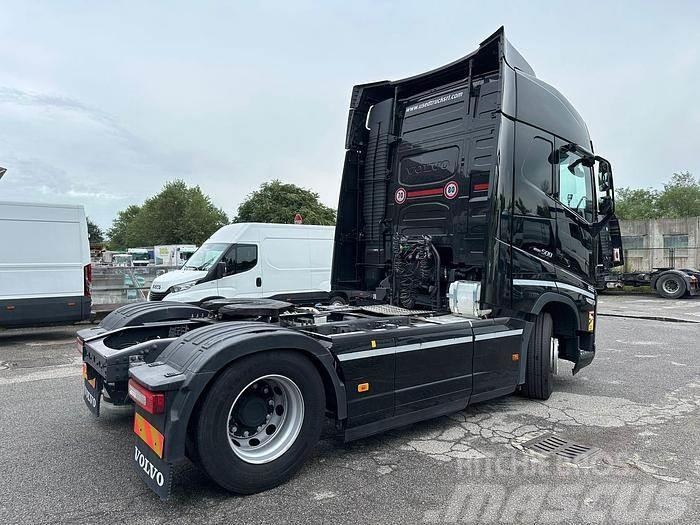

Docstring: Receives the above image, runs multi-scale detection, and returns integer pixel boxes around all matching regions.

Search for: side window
[557,151,594,222]
[514,124,555,219]
[522,137,553,194]
[663,234,688,249]
[235,245,258,273]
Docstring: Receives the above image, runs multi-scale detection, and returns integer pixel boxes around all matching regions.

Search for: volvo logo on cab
[406,160,450,176]
[134,446,165,487]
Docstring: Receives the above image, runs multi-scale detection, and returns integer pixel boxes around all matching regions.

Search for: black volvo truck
[78,28,623,498]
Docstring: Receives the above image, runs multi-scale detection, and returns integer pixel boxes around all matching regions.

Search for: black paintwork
[332,26,615,370]
[79,28,620,499]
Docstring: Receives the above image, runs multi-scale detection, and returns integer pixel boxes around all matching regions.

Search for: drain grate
[523,433,600,463]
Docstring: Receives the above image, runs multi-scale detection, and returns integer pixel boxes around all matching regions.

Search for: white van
[0,201,91,327]
[148,223,335,304]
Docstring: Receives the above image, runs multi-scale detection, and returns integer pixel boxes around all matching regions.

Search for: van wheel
[523,313,555,400]
[656,274,686,299]
[195,351,325,494]
[328,295,347,307]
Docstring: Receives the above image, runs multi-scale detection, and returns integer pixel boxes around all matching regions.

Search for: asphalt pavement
[0,296,698,524]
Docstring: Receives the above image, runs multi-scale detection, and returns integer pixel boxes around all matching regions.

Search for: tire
[195,351,325,494]
[523,313,555,400]
[656,274,686,299]
[328,295,347,307]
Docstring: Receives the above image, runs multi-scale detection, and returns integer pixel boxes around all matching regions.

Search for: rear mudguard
[78,302,210,382]
[99,301,209,331]
[129,322,347,462]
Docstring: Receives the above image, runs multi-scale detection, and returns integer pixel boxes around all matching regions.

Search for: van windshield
[183,243,230,270]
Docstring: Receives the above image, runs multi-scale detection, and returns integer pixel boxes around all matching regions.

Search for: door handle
[256,277,262,287]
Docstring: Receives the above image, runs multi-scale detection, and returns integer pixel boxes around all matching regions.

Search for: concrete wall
[619,217,700,271]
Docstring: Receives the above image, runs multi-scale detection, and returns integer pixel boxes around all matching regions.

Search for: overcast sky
[1,1,698,229]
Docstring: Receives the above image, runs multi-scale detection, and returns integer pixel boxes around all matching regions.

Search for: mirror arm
[591,212,613,237]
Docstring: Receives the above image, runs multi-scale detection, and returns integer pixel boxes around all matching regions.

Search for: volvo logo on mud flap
[134,446,165,487]
[83,384,97,408]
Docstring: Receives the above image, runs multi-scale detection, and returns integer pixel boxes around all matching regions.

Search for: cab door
[553,140,596,291]
[216,244,262,298]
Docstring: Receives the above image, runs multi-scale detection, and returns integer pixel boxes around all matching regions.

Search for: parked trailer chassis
[600,268,699,299]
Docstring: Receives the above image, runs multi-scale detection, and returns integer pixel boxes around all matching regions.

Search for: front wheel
[195,351,325,494]
[523,312,555,400]
[328,295,347,307]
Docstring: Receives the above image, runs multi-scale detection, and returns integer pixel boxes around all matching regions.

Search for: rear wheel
[656,274,686,299]
[195,351,325,494]
[523,313,555,400]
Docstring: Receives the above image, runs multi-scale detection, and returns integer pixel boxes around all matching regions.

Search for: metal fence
[91,265,179,305]
[621,247,700,272]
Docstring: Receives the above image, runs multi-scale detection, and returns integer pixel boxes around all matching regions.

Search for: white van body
[154,244,198,266]
[148,223,334,304]
[0,201,91,326]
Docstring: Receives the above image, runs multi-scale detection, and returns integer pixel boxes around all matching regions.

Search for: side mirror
[599,195,613,216]
[216,261,226,278]
[596,157,613,192]
[594,156,614,221]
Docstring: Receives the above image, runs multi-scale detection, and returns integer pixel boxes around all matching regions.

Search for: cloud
[0,86,183,227]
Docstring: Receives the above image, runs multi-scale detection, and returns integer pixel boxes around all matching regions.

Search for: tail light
[128,379,165,414]
[84,264,92,297]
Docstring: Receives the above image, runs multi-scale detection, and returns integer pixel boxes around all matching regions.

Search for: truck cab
[332,27,622,373]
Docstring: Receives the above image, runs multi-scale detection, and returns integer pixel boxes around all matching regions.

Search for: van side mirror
[216,261,226,278]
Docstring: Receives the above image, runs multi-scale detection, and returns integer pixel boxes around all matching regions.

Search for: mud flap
[572,349,595,375]
[82,364,103,416]
[133,440,173,500]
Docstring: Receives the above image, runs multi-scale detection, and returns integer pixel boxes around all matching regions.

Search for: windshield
[183,243,230,270]
[132,252,149,261]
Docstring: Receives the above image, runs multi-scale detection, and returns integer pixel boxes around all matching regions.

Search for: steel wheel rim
[226,374,304,464]
[662,279,679,294]
[550,337,559,376]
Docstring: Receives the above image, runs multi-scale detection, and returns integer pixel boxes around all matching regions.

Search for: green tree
[656,171,700,218]
[614,187,659,220]
[234,180,336,225]
[107,204,142,249]
[615,171,700,220]
[107,180,229,250]
[86,217,104,244]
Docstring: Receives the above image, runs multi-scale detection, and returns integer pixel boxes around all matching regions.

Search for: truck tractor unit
[78,28,622,499]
